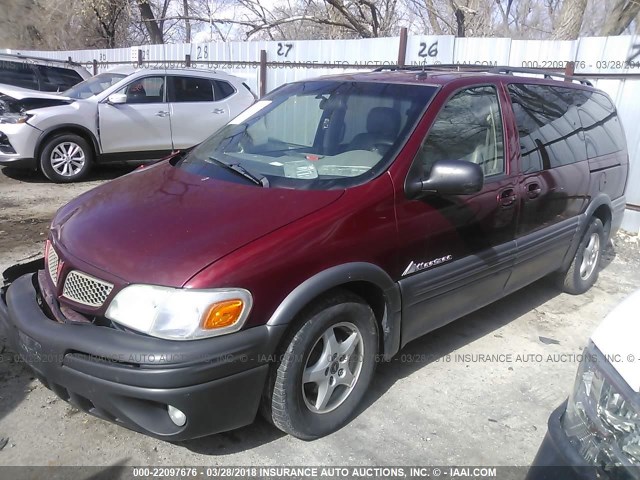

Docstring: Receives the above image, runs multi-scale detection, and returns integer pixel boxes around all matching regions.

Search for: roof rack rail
[373,64,489,72]
[489,66,593,86]
[0,52,83,67]
[373,64,593,87]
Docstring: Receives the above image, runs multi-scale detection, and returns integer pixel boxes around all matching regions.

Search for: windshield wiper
[208,156,269,187]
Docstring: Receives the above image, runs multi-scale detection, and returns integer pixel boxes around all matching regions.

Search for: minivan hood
[51,161,344,287]
[591,289,640,393]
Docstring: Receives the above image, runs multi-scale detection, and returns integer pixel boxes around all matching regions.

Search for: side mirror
[107,93,127,105]
[407,159,484,197]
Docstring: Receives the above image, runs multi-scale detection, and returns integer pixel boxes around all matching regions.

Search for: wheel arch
[560,194,613,272]
[266,263,402,360]
[35,124,100,168]
[592,203,613,240]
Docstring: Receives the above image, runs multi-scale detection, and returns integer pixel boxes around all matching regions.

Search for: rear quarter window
[213,80,235,100]
[578,92,626,159]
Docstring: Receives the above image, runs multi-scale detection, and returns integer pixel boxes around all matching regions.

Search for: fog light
[167,405,187,427]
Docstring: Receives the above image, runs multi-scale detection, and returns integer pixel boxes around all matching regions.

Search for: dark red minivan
[0,66,629,441]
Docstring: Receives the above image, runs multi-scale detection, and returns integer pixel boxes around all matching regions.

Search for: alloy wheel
[50,142,86,177]
[580,232,600,280]
[302,321,364,414]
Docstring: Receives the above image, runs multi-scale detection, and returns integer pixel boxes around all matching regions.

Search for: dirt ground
[0,165,639,468]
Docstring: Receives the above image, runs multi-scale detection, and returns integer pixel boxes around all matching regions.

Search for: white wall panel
[509,39,578,68]
[453,37,511,65]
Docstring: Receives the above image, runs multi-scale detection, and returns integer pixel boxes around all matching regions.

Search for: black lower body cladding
[0,273,287,441]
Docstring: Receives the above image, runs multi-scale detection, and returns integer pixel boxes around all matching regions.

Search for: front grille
[47,246,59,285]
[62,270,113,308]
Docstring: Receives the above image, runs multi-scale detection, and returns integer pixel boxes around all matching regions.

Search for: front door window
[417,86,505,178]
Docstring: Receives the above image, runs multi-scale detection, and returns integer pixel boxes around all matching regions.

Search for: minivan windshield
[178,81,437,189]
[62,72,127,99]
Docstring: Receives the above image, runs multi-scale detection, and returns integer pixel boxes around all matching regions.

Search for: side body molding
[266,262,402,360]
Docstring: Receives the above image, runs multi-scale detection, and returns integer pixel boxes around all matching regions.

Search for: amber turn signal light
[202,300,244,329]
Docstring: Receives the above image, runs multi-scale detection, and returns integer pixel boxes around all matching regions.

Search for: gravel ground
[0,165,639,468]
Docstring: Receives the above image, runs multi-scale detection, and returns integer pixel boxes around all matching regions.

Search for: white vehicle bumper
[0,122,40,168]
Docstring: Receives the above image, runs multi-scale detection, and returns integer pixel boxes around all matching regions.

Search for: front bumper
[0,272,286,441]
[0,153,35,168]
[526,401,603,480]
[0,122,38,168]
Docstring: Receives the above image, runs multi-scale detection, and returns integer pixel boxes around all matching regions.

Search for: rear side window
[169,76,214,102]
[578,92,625,159]
[35,65,83,92]
[0,60,38,90]
[508,84,588,172]
[508,84,625,173]
[213,80,235,100]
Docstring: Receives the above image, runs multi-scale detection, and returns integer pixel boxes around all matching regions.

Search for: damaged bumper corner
[0,260,286,441]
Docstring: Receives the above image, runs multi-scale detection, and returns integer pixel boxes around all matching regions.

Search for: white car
[0,67,256,182]
[529,289,640,478]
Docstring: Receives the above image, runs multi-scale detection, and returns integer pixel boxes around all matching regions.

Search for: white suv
[0,67,255,182]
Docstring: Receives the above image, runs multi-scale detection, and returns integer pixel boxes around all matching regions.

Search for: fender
[35,124,101,161]
[560,193,612,271]
[266,262,402,360]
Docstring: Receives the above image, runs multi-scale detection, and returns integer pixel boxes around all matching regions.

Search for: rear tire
[40,133,92,183]
[558,218,605,295]
[262,291,378,440]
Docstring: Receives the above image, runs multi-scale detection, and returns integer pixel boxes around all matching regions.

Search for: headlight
[562,343,640,474]
[105,284,252,340]
[0,113,31,124]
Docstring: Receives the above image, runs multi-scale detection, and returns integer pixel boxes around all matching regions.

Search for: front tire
[558,218,605,295]
[262,291,378,440]
[40,133,92,183]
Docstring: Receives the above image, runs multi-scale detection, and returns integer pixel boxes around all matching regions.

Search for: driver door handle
[498,187,517,207]
[155,111,170,117]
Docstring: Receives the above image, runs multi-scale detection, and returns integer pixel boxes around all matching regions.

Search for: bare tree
[136,0,169,44]
[405,0,503,37]
[552,0,588,39]
[424,0,444,34]
[0,0,43,49]
[601,0,640,35]
[86,0,129,48]
[183,0,191,42]
[0,0,133,50]
[3,0,639,52]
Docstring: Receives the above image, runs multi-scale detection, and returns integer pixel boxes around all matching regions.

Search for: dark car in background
[0,53,91,92]
[0,66,629,442]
